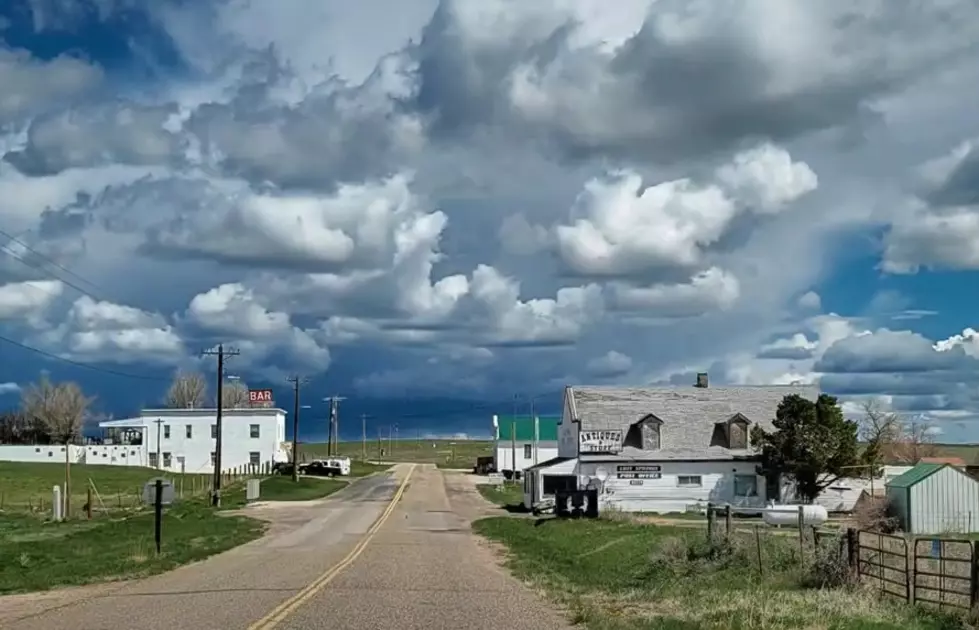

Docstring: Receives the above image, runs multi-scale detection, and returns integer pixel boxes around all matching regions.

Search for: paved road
[1,465,569,630]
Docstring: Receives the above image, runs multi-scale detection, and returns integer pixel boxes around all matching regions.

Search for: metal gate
[913,538,976,611]
[857,531,910,601]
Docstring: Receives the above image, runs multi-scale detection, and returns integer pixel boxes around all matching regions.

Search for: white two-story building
[96,407,289,474]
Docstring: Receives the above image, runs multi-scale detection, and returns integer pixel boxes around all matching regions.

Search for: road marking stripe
[248,464,416,630]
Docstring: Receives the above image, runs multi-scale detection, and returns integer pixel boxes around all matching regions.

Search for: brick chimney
[695,372,708,388]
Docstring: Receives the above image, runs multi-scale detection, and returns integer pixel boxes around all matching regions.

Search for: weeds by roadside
[473,516,964,630]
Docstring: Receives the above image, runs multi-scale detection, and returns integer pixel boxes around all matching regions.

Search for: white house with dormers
[523,376,820,513]
[96,407,290,474]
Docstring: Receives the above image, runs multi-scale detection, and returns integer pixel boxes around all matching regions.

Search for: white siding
[494,443,558,473]
[557,391,578,458]
[577,460,765,513]
[909,467,979,534]
[142,410,287,474]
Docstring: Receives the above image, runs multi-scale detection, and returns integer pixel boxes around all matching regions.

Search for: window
[250,424,260,439]
[677,475,702,488]
[210,452,216,466]
[163,452,172,467]
[249,452,261,465]
[185,424,193,439]
[163,424,170,439]
[149,453,159,467]
[542,475,577,496]
[523,444,532,459]
[623,414,661,450]
[211,424,217,439]
[734,474,758,497]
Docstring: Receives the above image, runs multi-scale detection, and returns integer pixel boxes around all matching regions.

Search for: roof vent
[695,373,709,388]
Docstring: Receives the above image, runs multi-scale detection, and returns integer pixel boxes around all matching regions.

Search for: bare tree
[222,379,251,408]
[165,371,208,408]
[21,377,94,517]
[860,400,938,465]
[893,416,939,464]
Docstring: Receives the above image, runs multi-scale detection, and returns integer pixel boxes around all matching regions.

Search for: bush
[802,535,857,590]
[852,495,899,533]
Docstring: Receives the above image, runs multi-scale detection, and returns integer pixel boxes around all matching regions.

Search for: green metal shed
[885,463,979,534]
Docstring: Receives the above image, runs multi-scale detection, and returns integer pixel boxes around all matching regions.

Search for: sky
[2,0,979,442]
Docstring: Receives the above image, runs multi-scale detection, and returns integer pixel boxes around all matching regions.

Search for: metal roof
[885,462,945,489]
[496,416,559,441]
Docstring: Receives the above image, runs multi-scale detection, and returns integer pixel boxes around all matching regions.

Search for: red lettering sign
[248,389,273,403]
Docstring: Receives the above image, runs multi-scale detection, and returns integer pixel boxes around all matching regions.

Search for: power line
[0,332,169,381]
[0,228,114,301]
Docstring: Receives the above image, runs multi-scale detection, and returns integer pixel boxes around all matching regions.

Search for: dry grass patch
[473,517,966,630]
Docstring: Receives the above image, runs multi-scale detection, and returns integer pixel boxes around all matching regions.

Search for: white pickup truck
[301,456,351,477]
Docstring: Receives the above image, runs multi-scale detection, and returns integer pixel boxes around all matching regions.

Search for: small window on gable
[622,414,661,450]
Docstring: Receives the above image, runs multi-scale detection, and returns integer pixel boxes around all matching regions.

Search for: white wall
[557,392,578,458]
[141,410,287,474]
[578,460,765,513]
[495,442,558,473]
[0,444,150,466]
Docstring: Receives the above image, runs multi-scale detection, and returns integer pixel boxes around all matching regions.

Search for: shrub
[852,495,899,533]
[802,535,857,590]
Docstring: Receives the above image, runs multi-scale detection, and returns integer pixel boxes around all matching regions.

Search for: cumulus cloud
[2,0,979,426]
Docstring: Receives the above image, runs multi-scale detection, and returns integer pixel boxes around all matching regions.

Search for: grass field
[0,500,265,594]
[0,461,215,514]
[476,483,523,509]
[303,439,492,469]
[473,517,961,630]
[217,476,348,509]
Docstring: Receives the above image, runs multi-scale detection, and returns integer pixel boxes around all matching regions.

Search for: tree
[859,399,902,474]
[0,409,50,444]
[892,415,939,464]
[21,377,93,517]
[222,379,250,408]
[751,393,863,504]
[859,400,938,465]
[165,371,208,408]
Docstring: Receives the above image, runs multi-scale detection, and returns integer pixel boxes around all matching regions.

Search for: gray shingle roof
[570,385,820,460]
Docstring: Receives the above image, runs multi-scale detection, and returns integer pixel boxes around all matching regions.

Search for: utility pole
[154,418,164,469]
[323,395,346,456]
[288,376,308,482]
[202,344,239,507]
[361,414,368,460]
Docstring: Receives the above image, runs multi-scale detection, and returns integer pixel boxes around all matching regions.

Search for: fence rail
[855,529,979,611]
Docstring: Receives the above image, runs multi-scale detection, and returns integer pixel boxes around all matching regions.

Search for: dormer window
[623,414,662,450]
[710,413,751,449]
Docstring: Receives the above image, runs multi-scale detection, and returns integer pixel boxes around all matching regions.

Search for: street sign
[141,478,175,506]
[248,389,274,404]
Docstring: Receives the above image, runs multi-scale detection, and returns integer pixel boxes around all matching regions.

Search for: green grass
[472,517,963,630]
[303,439,492,469]
[215,476,348,510]
[476,483,524,509]
[0,501,265,594]
[0,461,214,514]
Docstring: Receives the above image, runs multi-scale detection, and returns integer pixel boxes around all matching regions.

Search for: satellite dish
[596,466,609,482]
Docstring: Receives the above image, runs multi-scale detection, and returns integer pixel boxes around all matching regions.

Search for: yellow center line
[247,464,416,630]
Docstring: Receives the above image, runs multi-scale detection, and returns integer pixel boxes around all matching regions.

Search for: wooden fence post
[724,504,732,539]
[970,541,978,608]
[797,505,805,562]
[706,503,715,541]
[86,488,93,519]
